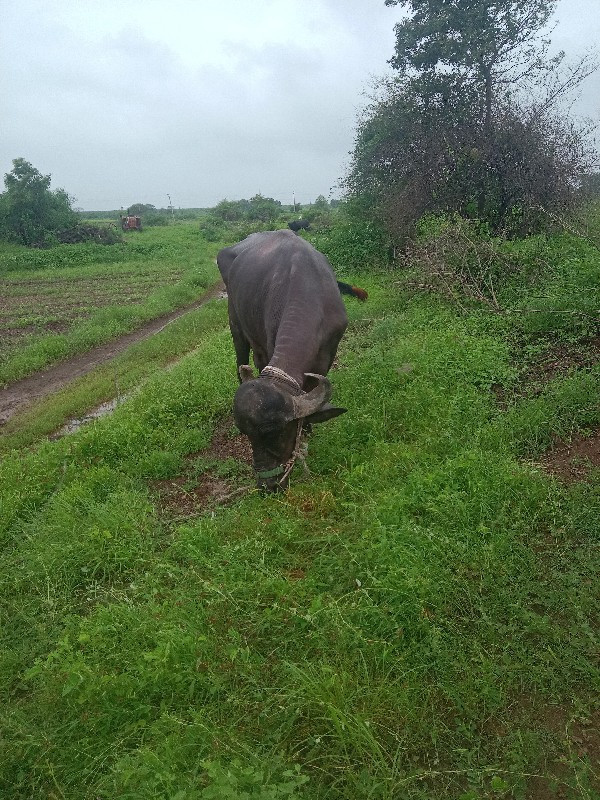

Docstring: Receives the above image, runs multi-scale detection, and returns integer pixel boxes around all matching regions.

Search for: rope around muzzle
[280,418,310,485]
[255,415,310,487]
[255,367,311,487]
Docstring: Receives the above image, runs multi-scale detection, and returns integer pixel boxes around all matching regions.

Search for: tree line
[0,159,337,247]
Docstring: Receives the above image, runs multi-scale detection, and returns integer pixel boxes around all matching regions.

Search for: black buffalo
[217,230,348,491]
[288,219,310,232]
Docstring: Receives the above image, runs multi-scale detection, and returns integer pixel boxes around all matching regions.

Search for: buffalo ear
[304,405,347,424]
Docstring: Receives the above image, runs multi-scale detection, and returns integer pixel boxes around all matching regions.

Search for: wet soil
[152,416,254,518]
[0,282,225,426]
[51,396,129,438]
[490,336,600,484]
[536,429,600,483]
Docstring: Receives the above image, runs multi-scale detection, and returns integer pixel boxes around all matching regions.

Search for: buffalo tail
[337,281,368,302]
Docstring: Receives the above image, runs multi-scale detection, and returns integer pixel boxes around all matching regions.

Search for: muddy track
[0,281,225,426]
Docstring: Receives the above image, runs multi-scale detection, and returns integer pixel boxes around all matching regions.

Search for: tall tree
[343,1,596,237]
[385,0,560,130]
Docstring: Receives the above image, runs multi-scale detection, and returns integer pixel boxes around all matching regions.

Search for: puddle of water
[53,395,129,437]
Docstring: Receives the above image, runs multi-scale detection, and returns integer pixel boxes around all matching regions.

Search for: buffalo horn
[291,373,332,419]
[239,364,255,383]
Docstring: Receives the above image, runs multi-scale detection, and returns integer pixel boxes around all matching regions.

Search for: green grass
[0,233,599,798]
[0,225,222,384]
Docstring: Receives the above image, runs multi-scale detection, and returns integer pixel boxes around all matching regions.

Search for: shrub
[0,158,79,246]
[345,76,596,240]
[400,214,529,310]
[309,202,390,270]
[144,213,169,227]
[56,224,123,245]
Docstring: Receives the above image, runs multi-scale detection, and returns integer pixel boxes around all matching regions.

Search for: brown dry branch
[399,218,508,312]
[400,214,600,320]
[505,308,600,317]
[533,204,600,252]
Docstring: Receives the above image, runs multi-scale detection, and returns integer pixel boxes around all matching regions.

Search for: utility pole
[167,194,175,223]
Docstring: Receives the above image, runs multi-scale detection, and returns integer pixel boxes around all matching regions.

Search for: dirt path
[0,281,226,426]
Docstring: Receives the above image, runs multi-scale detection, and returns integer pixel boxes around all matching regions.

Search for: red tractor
[121,215,142,232]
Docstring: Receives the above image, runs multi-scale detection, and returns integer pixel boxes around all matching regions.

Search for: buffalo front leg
[228,306,250,382]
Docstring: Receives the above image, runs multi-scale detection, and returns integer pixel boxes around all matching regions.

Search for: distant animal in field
[288,219,310,232]
[217,230,361,491]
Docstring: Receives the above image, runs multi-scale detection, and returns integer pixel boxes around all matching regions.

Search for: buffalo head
[234,367,346,491]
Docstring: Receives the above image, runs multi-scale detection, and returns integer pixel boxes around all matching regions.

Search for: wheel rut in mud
[0,282,226,426]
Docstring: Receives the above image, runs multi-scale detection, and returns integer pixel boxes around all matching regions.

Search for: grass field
[0,222,598,799]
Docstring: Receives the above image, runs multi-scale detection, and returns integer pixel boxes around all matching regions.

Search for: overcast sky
[1,0,598,210]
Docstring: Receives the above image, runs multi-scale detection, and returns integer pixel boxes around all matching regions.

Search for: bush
[56,224,122,245]
[198,215,228,242]
[346,79,595,240]
[198,215,293,244]
[399,215,523,310]
[309,202,390,270]
[144,213,169,227]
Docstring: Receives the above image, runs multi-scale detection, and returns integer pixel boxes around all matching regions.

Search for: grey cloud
[1,0,597,210]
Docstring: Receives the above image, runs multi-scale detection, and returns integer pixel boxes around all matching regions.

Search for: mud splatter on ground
[152,416,254,519]
[50,396,130,438]
[536,429,600,483]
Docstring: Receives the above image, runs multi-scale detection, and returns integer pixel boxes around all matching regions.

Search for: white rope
[260,365,301,390]
[279,420,308,485]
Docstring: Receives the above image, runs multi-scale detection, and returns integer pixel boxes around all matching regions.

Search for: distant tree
[213,199,247,222]
[246,194,282,222]
[0,158,77,245]
[127,203,156,215]
[303,194,334,226]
